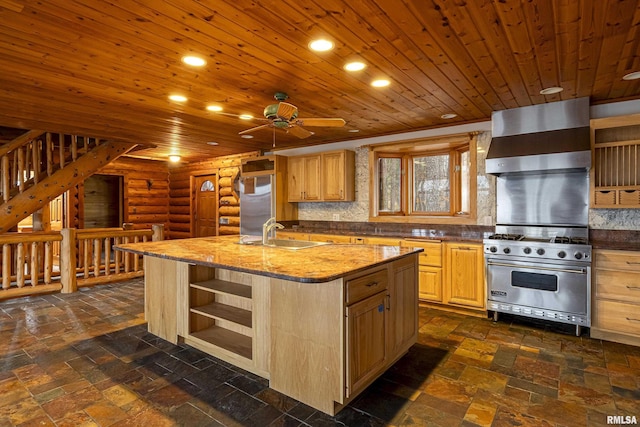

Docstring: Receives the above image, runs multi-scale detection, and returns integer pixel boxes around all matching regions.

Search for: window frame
[369,133,478,224]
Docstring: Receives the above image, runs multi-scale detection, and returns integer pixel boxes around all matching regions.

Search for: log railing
[0,231,63,299]
[0,224,163,300]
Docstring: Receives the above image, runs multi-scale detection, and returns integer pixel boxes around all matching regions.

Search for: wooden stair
[0,130,136,233]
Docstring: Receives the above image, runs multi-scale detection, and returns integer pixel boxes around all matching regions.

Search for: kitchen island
[116,235,421,415]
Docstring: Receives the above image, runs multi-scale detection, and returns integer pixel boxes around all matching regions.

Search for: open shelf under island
[116,235,422,416]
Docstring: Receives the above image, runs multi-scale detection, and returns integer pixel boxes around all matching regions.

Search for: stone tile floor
[1,278,639,426]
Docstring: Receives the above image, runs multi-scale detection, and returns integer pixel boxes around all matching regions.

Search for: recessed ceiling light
[348,129,360,133]
[344,61,366,72]
[206,105,223,112]
[241,134,254,139]
[182,55,206,67]
[168,155,181,162]
[622,71,640,81]
[441,113,457,119]
[207,141,219,146]
[169,94,187,102]
[239,114,253,120]
[539,86,563,95]
[371,79,390,88]
[309,39,334,52]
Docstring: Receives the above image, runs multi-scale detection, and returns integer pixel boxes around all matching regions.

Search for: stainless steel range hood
[486,97,591,175]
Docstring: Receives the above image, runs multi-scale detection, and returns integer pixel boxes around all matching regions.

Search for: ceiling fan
[238,92,346,139]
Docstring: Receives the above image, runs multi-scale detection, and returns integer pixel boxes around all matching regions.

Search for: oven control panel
[484,240,591,262]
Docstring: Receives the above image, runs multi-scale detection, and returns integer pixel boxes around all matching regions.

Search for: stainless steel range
[485,98,592,335]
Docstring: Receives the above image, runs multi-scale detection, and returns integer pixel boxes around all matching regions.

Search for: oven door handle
[486,261,588,274]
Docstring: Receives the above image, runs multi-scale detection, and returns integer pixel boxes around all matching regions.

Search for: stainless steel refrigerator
[239,174,275,239]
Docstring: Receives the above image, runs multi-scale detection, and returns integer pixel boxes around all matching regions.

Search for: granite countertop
[115,235,422,283]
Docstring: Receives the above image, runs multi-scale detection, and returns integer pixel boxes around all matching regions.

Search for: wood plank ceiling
[1,0,639,162]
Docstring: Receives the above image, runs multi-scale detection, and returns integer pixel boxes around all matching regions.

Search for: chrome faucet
[263,217,284,244]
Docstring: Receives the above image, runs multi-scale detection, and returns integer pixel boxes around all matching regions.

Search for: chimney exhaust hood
[485,97,591,175]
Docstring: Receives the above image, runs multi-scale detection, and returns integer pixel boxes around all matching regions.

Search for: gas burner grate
[553,236,588,245]
[488,233,524,241]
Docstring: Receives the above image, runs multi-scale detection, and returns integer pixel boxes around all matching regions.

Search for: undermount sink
[264,239,330,250]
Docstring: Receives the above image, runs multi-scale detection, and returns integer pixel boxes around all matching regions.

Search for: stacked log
[218,167,240,235]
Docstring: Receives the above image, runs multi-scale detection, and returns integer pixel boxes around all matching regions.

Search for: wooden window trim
[369,133,478,225]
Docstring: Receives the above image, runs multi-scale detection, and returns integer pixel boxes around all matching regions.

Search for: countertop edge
[115,244,423,283]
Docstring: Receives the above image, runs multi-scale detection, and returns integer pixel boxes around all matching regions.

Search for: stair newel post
[152,224,164,241]
[60,228,78,293]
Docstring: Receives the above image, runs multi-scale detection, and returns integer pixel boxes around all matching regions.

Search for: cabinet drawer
[346,268,389,305]
[401,240,442,267]
[595,249,640,271]
[595,269,640,303]
[593,299,640,336]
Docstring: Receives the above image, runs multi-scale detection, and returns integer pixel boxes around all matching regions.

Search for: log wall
[98,157,170,231]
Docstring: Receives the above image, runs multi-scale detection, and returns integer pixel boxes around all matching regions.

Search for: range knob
[489,246,498,253]
[558,250,566,258]
[574,252,583,260]
[536,248,545,255]
[523,247,532,254]
[503,247,511,254]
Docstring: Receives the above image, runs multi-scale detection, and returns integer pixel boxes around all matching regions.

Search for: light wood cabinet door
[418,265,443,302]
[387,257,418,359]
[287,155,321,201]
[345,291,388,397]
[287,156,305,202]
[444,242,485,309]
[322,150,355,201]
[302,155,321,201]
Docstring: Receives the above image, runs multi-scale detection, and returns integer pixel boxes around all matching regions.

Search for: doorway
[83,174,123,228]
[195,175,218,237]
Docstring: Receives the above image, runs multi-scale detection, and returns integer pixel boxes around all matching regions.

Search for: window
[369,133,477,223]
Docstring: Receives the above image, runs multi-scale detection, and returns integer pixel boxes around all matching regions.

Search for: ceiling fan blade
[276,102,298,121]
[295,118,346,127]
[238,124,272,135]
[287,124,313,139]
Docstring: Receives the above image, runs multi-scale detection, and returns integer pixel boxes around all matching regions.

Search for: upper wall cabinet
[591,114,640,208]
[287,150,355,202]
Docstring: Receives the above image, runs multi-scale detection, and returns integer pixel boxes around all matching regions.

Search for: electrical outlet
[332,213,340,221]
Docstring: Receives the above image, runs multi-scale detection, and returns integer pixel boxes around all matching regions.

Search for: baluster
[114,237,121,274]
[93,238,101,277]
[32,139,40,184]
[1,155,9,202]
[46,133,53,177]
[84,136,89,154]
[133,236,140,271]
[30,242,39,286]
[25,143,31,184]
[17,146,25,192]
[104,237,111,276]
[16,243,25,288]
[71,135,78,161]
[124,236,131,273]
[2,243,10,289]
[83,239,90,278]
[59,133,65,169]
[44,241,52,284]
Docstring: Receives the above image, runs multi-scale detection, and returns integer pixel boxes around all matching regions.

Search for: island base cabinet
[270,277,344,415]
[144,257,185,345]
